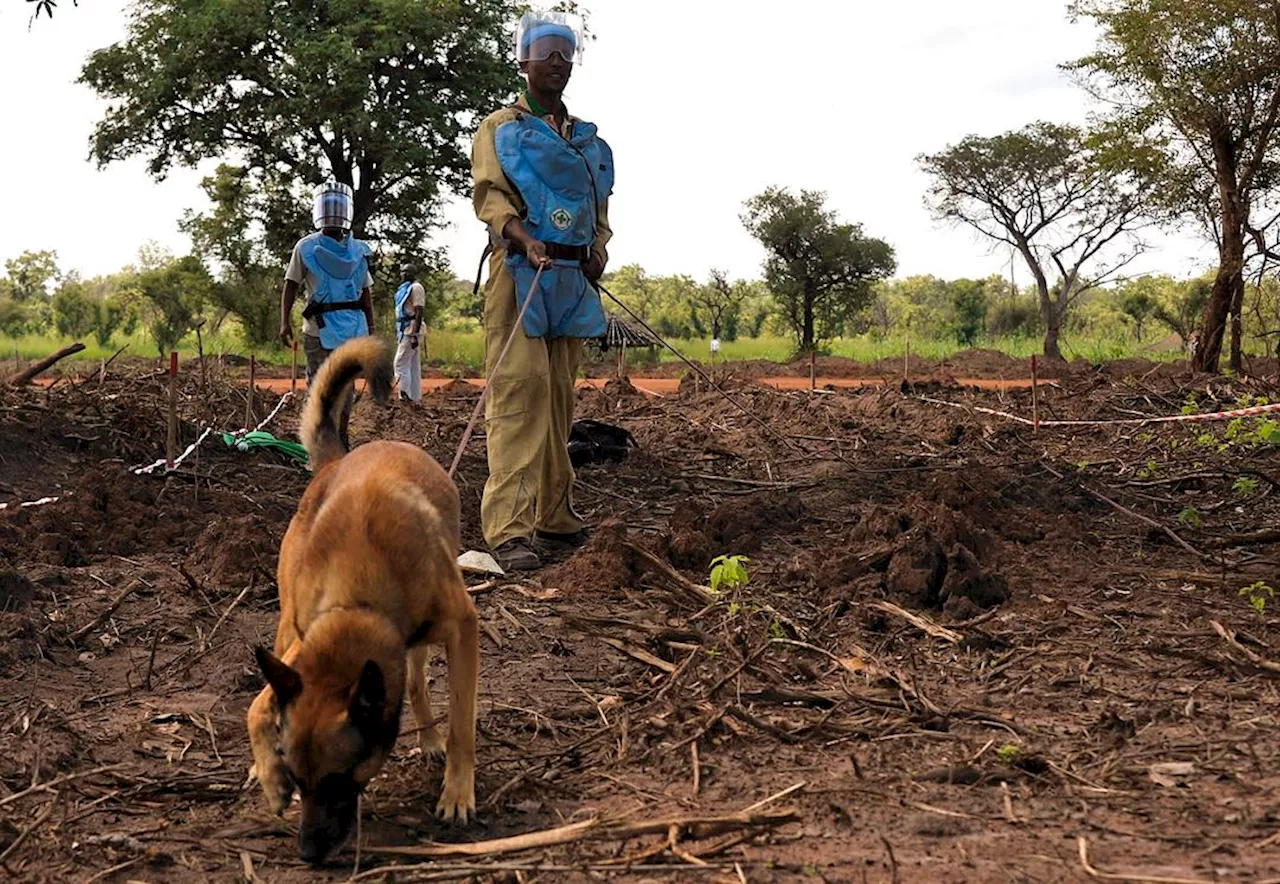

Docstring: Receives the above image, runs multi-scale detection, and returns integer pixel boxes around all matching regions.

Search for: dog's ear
[349,660,385,727]
[254,646,303,707]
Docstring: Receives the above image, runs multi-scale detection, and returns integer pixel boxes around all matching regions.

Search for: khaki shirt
[471,94,612,265]
[285,233,374,337]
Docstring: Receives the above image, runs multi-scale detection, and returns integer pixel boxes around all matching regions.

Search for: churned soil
[2,355,1280,881]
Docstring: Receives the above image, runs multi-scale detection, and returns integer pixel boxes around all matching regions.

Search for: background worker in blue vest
[279,180,375,448]
[394,262,427,402]
[470,9,614,572]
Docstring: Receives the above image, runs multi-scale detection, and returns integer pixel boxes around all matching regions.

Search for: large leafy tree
[688,269,747,342]
[80,0,520,263]
[4,250,60,303]
[741,187,896,355]
[919,122,1149,362]
[180,165,285,348]
[1067,0,1280,373]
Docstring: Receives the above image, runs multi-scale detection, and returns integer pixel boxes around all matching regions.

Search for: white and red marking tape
[918,396,1280,428]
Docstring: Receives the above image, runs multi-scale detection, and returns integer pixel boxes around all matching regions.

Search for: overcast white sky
[0,0,1215,286]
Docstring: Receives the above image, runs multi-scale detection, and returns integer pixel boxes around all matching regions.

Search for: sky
[0,0,1217,286]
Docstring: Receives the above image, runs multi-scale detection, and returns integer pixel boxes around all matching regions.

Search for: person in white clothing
[393,263,427,401]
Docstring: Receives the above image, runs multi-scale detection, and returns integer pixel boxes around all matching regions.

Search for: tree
[604,265,660,322]
[1068,0,1280,373]
[741,187,896,354]
[1153,276,1212,345]
[949,278,988,346]
[137,255,214,356]
[181,165,281,348]
[919,122,1149,361]
[51,275,96,338]
[4,250,60,303]
[1116,276,1167,341]
[79,0,521,263]
[689,270,748,342]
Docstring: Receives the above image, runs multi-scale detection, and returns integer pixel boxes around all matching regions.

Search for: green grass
[0,326,489,372]
[0,328,1233,376]
[0,330,256,366]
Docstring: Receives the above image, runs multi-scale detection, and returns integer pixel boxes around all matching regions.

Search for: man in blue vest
[394,262,427,402]
[471,9,614,571]
[279,180,375,448]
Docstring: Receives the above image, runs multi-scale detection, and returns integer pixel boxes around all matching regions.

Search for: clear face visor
[516,12,584,65]
[313,183,354,231]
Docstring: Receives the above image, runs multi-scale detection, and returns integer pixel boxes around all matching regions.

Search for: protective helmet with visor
[515,10,584,65]
[312,180,354,232]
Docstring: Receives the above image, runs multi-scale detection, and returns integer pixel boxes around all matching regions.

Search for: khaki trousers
[480,251,585,548]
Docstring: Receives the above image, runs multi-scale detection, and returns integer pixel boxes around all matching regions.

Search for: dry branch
[623,541,717,605]
[70,581,141,645]
[364,808,797,859]
[598,636,678,674]
[1086,488,1204,559]
[0,764,126,808]
[869,601,962,643]
[1076,836,1213,883]
[1209,619,1280,674]
[6,342,85,386]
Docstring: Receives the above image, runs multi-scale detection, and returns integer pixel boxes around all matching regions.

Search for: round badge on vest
[550,208,574,230]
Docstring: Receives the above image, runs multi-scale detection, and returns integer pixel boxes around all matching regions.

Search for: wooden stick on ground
[870,600,962,643]
[1209,619,1280,674]
[0,800,55,864]
[6,342,85,386]
[0,763,126,808]
[364,809,798,860]
[1076,836,1213,883]
[70,581,141,645]
[1086,488,1205,560]
[622,541,716,605]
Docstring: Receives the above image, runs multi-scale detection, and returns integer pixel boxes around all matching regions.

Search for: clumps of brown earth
[185,514,282,590]
[0,472,176,567]
[541,520,645,597]
[658,490,805,572]
[820,492,1010,619]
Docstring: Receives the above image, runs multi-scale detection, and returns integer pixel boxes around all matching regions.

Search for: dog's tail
[300,336,393,471]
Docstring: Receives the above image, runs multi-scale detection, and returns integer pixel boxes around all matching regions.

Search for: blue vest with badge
[494,111,615,339]
[299,233,371,350]
[394,280,416,341]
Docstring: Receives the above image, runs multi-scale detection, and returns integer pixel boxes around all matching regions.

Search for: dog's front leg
[247,686,292,814]
[436,612,478,823]
[407,644,446,757]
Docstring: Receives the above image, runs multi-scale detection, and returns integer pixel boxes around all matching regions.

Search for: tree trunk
[1229,279,1245,373]
[1195,240,1243,373]
[1195,135,1245,374]
[1043,322,1063,362]
[802,292,815,353]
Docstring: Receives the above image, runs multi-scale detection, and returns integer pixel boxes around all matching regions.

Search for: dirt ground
[4,354,1280,882]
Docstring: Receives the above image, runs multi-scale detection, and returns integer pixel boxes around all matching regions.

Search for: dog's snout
[298,796,357,865]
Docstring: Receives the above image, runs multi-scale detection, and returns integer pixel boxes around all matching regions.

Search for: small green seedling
[1233,476,1259,498]
[1177,507,1202,529]
[710,554,750,594]
[996,744,1020,764]
[1240,581,1275,617]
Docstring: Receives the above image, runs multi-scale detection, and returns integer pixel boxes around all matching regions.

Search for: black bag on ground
[568,420,638,467]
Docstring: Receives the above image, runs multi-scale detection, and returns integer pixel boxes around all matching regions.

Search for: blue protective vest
[494,111,615,339]
[394,280,416,341]
[298,232,371,350]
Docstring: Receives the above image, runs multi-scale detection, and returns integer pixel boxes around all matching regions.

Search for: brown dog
[246,336,478,865]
